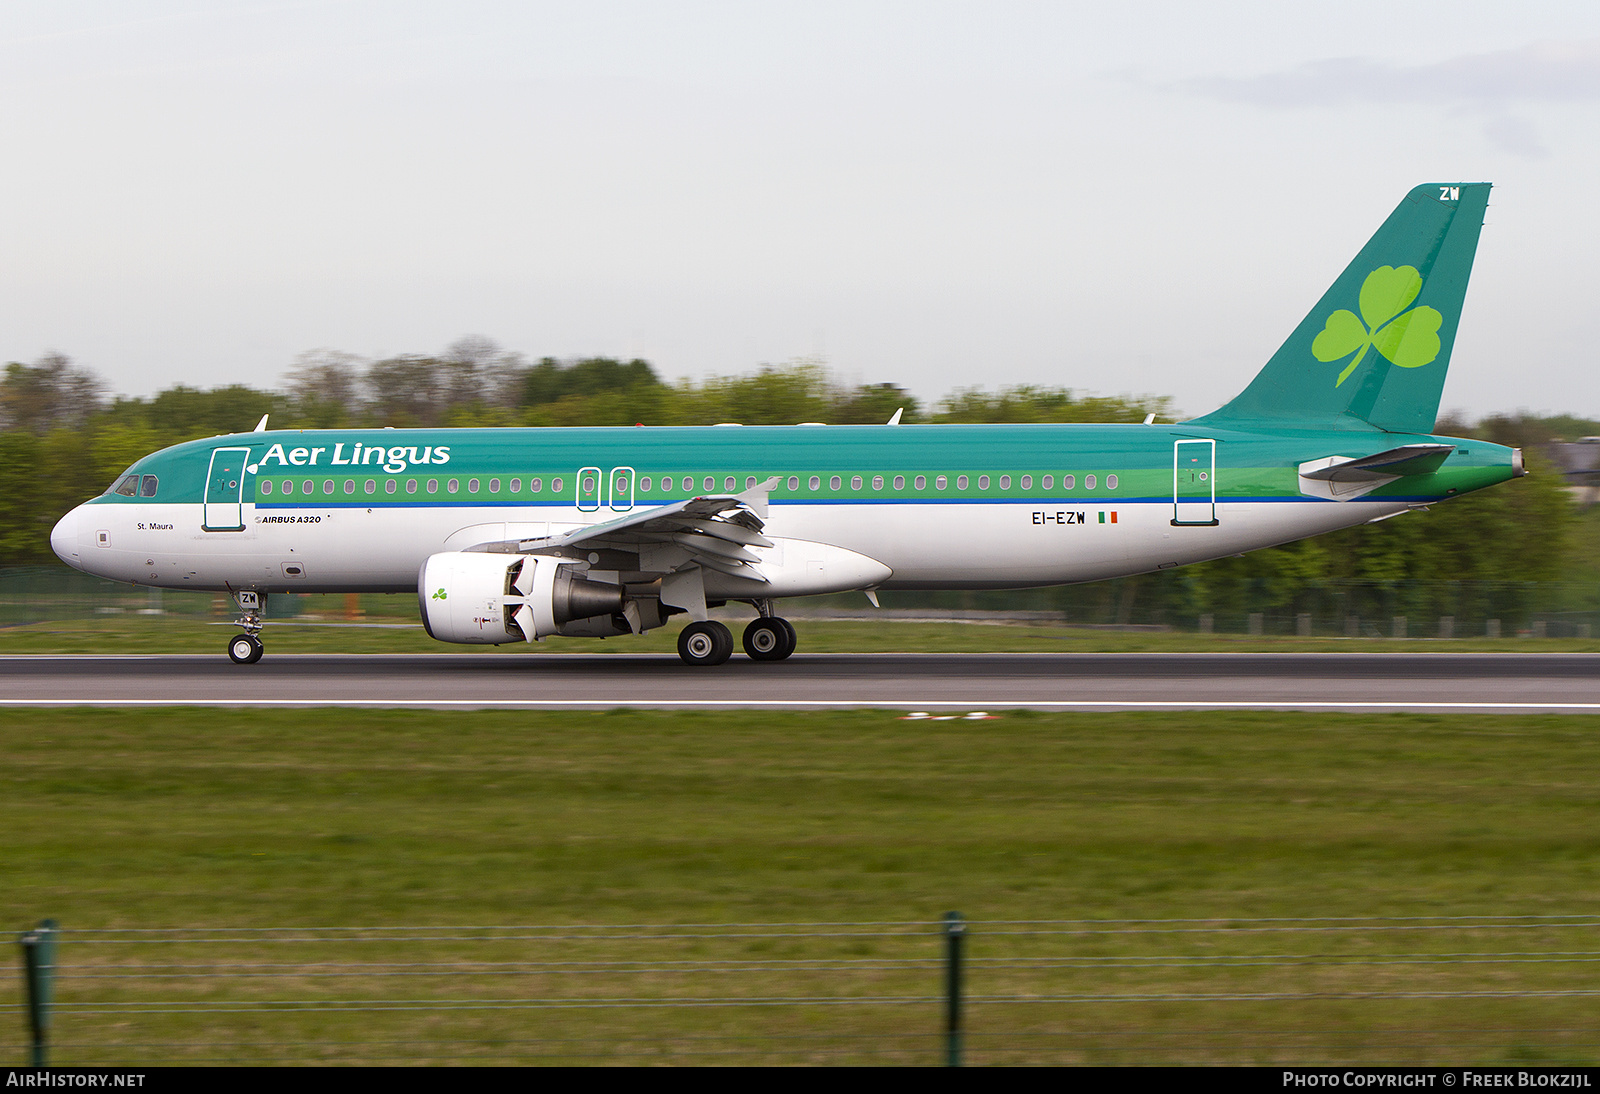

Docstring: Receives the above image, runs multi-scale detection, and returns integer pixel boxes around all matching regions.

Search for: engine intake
[418,552,625,644]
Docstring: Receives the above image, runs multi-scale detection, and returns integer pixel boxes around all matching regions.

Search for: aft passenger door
[203,447,251,531]
[1172,439,1218,527]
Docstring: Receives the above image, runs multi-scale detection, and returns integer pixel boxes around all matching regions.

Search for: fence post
[943,911,965,1067]
[19,920,58,1067]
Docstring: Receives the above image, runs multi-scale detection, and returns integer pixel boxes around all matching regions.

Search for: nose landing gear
[228,633,264,664]
[227,589,266,665]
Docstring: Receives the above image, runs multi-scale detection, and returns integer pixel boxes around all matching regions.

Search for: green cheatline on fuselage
[88,420,1519,510]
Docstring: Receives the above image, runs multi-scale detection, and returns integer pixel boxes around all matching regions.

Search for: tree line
[0,340,1584,627]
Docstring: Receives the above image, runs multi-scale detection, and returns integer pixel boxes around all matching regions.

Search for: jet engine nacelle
[418,551,626,644]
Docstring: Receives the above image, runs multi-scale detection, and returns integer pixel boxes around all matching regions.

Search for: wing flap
[460,476,783,582]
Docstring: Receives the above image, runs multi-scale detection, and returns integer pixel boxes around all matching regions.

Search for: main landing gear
[742,617,796,662]
[676,607,798,666]
[227,589,266,665]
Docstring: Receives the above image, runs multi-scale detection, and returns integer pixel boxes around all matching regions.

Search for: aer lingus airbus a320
[52,183,1522,665]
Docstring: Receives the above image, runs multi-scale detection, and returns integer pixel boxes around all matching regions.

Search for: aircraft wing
[475,476,782,582]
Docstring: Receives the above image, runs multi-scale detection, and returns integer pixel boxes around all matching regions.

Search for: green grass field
[3,708,1600,1064]
[4,612,1599,654]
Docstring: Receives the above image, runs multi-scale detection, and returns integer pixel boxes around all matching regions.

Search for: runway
[2,652,1599,712]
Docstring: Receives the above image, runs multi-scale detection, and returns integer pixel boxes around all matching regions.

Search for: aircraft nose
[51,506,85,571]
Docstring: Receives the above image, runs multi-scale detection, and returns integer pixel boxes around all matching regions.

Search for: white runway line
[3,699,1600,711]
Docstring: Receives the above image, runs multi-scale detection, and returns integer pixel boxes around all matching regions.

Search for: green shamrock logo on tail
[1312,266,1444,386]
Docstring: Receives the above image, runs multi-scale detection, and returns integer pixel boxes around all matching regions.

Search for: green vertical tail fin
[1194,183,1490,433]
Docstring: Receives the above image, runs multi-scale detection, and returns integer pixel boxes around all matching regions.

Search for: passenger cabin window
[851,475,863,490]
[830,475,842,490]
[810,476,821,490]
[114,474,139,496]
[978,475,990,489]
[1042,474,1053,489]
[302,480,314,495]
[552,477,563,493]
[1020,475,1032,490]
[999,475,1011,490]
[1063,474,1075,489]
[957,475,968,489]
[1107,474,1119,490]
[639,477,651,492]
[787,476,799,490]
[1085,474,1097,489]
[894,476,904,490]
[140,475,159,497]
[529,478,541,493]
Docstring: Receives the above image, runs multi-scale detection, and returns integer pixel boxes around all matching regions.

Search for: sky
[1,1,1598,420]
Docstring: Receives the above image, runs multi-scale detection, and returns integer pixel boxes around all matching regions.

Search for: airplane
[51,182,1522,666]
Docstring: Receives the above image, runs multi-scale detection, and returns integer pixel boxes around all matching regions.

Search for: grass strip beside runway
[4,614,1600,654]
[2,708,1599,1065]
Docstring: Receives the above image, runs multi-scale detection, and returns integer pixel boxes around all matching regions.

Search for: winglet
[886,408,903,426]
[734,476,784,520]
[253,414,270,432]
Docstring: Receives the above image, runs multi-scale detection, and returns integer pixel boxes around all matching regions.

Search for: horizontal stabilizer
[1298,443,1454,501]
[1300,443,1454,482]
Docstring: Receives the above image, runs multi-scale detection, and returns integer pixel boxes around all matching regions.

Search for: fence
[4,566,1600,639]
[9,915,1600,1065]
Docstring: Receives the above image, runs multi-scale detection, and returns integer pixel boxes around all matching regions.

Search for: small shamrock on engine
[1311,265,1444,387]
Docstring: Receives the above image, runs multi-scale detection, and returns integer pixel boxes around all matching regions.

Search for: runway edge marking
[4,700,1600,711]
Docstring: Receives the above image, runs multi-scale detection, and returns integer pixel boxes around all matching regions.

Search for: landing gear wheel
[744,617,797,661]
[678,621,734,666]
[228,633,263,665]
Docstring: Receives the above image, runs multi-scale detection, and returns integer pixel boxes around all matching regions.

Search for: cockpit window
[113,474,139,497]
[140,475,159,498]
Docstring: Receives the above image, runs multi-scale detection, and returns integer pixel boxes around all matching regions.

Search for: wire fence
[8,915,1600,1065]
[5,566,1600,639]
